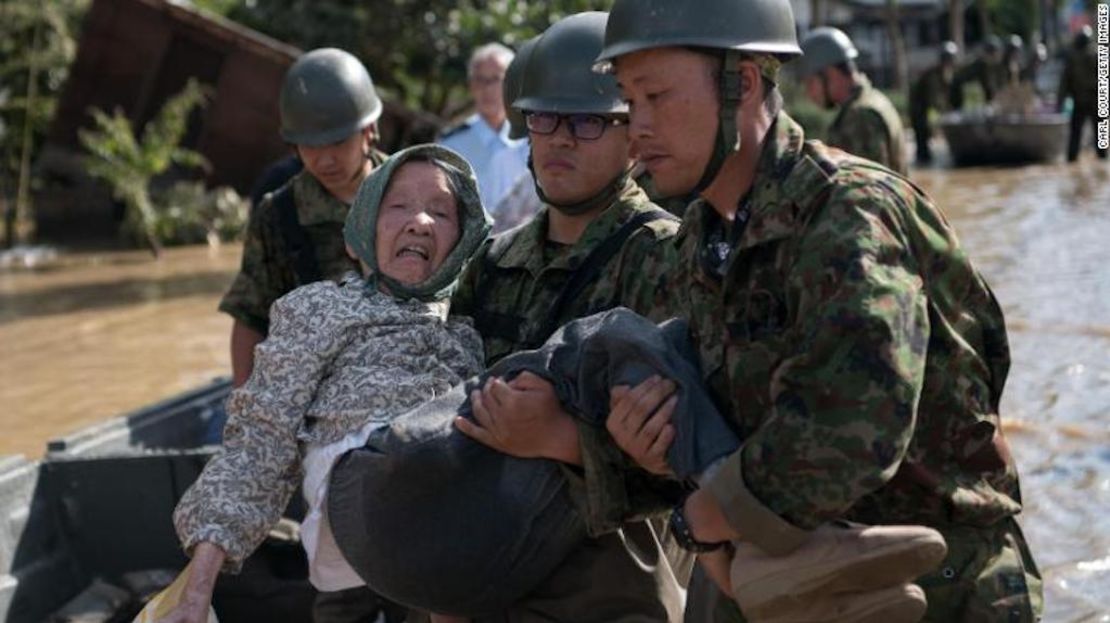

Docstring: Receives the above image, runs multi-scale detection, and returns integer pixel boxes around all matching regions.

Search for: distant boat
[939,110,1069,166]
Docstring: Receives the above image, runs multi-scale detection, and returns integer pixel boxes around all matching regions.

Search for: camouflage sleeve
[175,284,348,571]
[565,221,685,535]
[703,179,930,554]
[449,237,493,319]
[218,197,284,335]
[833,108,893,170]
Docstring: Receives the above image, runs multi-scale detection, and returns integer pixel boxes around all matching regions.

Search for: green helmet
[797,27,859,78]
[1006,34,1024,54]
[516,12,626,116]
[280,48,383,147]
[983,35,1003,54]
[594,0,801,71]
[503,37,539,140]
[594,0,800,194]
[940,40,959,61]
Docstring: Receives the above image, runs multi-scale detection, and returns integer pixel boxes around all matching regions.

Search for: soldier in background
[1058,26,1107,162]
[1021,42,1048,94]
[1002,34,1025,87]
[909,41,958,164]
[950,35,1006,108]
[797,27,908,174]
[220,48,389,388]
[452,12,689,621]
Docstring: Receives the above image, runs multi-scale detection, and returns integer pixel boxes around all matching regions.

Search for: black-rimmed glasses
[524,112,627,141]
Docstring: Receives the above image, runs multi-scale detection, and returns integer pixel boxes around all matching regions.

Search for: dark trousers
[313,586,407,623]
[1067,107,1109,162]
[911,108,933,163]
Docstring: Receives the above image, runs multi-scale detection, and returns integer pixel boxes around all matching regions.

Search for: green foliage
[79,79,211,255]
[154,181,248,246]
[226,0,609,117]
[985,0,1040,40]
[0,0,89,241]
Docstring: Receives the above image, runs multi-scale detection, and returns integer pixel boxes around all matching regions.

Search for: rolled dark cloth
[327,307,740,615]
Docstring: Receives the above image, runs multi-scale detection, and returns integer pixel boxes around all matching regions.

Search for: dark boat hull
[0,379,317,623]
[939,111,1069,166]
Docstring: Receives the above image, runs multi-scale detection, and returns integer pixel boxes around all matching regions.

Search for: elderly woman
[163,144,490,623]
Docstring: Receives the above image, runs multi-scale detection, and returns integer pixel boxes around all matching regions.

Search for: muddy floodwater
[1,158,1108,620]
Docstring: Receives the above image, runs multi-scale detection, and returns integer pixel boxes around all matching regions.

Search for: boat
[938,110,1070,166]
[0,379,317,623]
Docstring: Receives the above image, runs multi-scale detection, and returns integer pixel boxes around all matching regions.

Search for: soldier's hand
[455,372,581,464]
[608,376,677,476]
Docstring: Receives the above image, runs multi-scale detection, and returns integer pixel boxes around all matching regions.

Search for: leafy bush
[153,181,248,247]
[78,79,210,256]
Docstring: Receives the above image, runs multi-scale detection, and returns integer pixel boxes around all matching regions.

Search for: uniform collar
[293,150,388,227]
[292,170,351,226]
[676,112,833,262]
[494,178,649,278]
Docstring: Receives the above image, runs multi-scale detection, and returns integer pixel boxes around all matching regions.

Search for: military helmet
[503,37,539,139]
[593,0,801,72]
[279,48,383,147]
[1006,34,1024,54]
[1075,25,1093,49]
[983,34,1003,54]
[515,12,626,115]
[940,40,959,61]
[797,27,859,78]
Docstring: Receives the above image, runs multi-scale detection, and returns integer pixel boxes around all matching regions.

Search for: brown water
[1,158,1108,619]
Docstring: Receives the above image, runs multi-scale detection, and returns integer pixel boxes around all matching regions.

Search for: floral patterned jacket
[174,273,484,570]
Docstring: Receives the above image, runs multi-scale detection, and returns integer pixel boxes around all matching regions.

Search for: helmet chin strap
[528,155,631,217]
[694,50,745,194]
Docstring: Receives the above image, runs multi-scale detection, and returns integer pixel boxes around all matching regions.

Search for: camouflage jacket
[177,276,483,570]
[583,113,1024,557]
[452,178,680,365]
[452,179,682,528]
[827,77,908,175]
[909,64,954,117]
[218,151,387,335]
[1058,47,1099,110]
[952,57,1008,106]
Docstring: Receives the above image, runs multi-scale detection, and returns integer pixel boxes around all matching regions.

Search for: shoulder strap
[272,185,322,286]
[470,233,526,343]
[531,208,677,346]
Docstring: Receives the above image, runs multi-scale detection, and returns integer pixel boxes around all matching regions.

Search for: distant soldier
[1058,26,1107,162]
[221,48,388,388]
[798,27,908,174]
[1002,34,1025,87]
[909,41,959,164]
[951,35,1006,108]
[1021,42,1048,93]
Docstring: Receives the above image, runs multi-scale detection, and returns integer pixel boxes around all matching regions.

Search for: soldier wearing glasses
[451,12,689,621]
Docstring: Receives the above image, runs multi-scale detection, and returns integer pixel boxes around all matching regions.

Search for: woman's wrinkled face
[374,161,461,285]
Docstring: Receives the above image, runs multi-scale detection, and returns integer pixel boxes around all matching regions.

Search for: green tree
[78,79,210,257]
[226,0,610,118]
[0,0,89,246]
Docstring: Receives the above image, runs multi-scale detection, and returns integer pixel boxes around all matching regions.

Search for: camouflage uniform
[452,179,691,622]
[908,64,954,163]
[219,151,386,335]
[826,76,908,175]
[1058,45,1107,161]
[951,57,1007,108]
[580,112,1042,621]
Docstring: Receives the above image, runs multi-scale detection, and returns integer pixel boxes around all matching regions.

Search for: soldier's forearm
[230,320,264,387]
